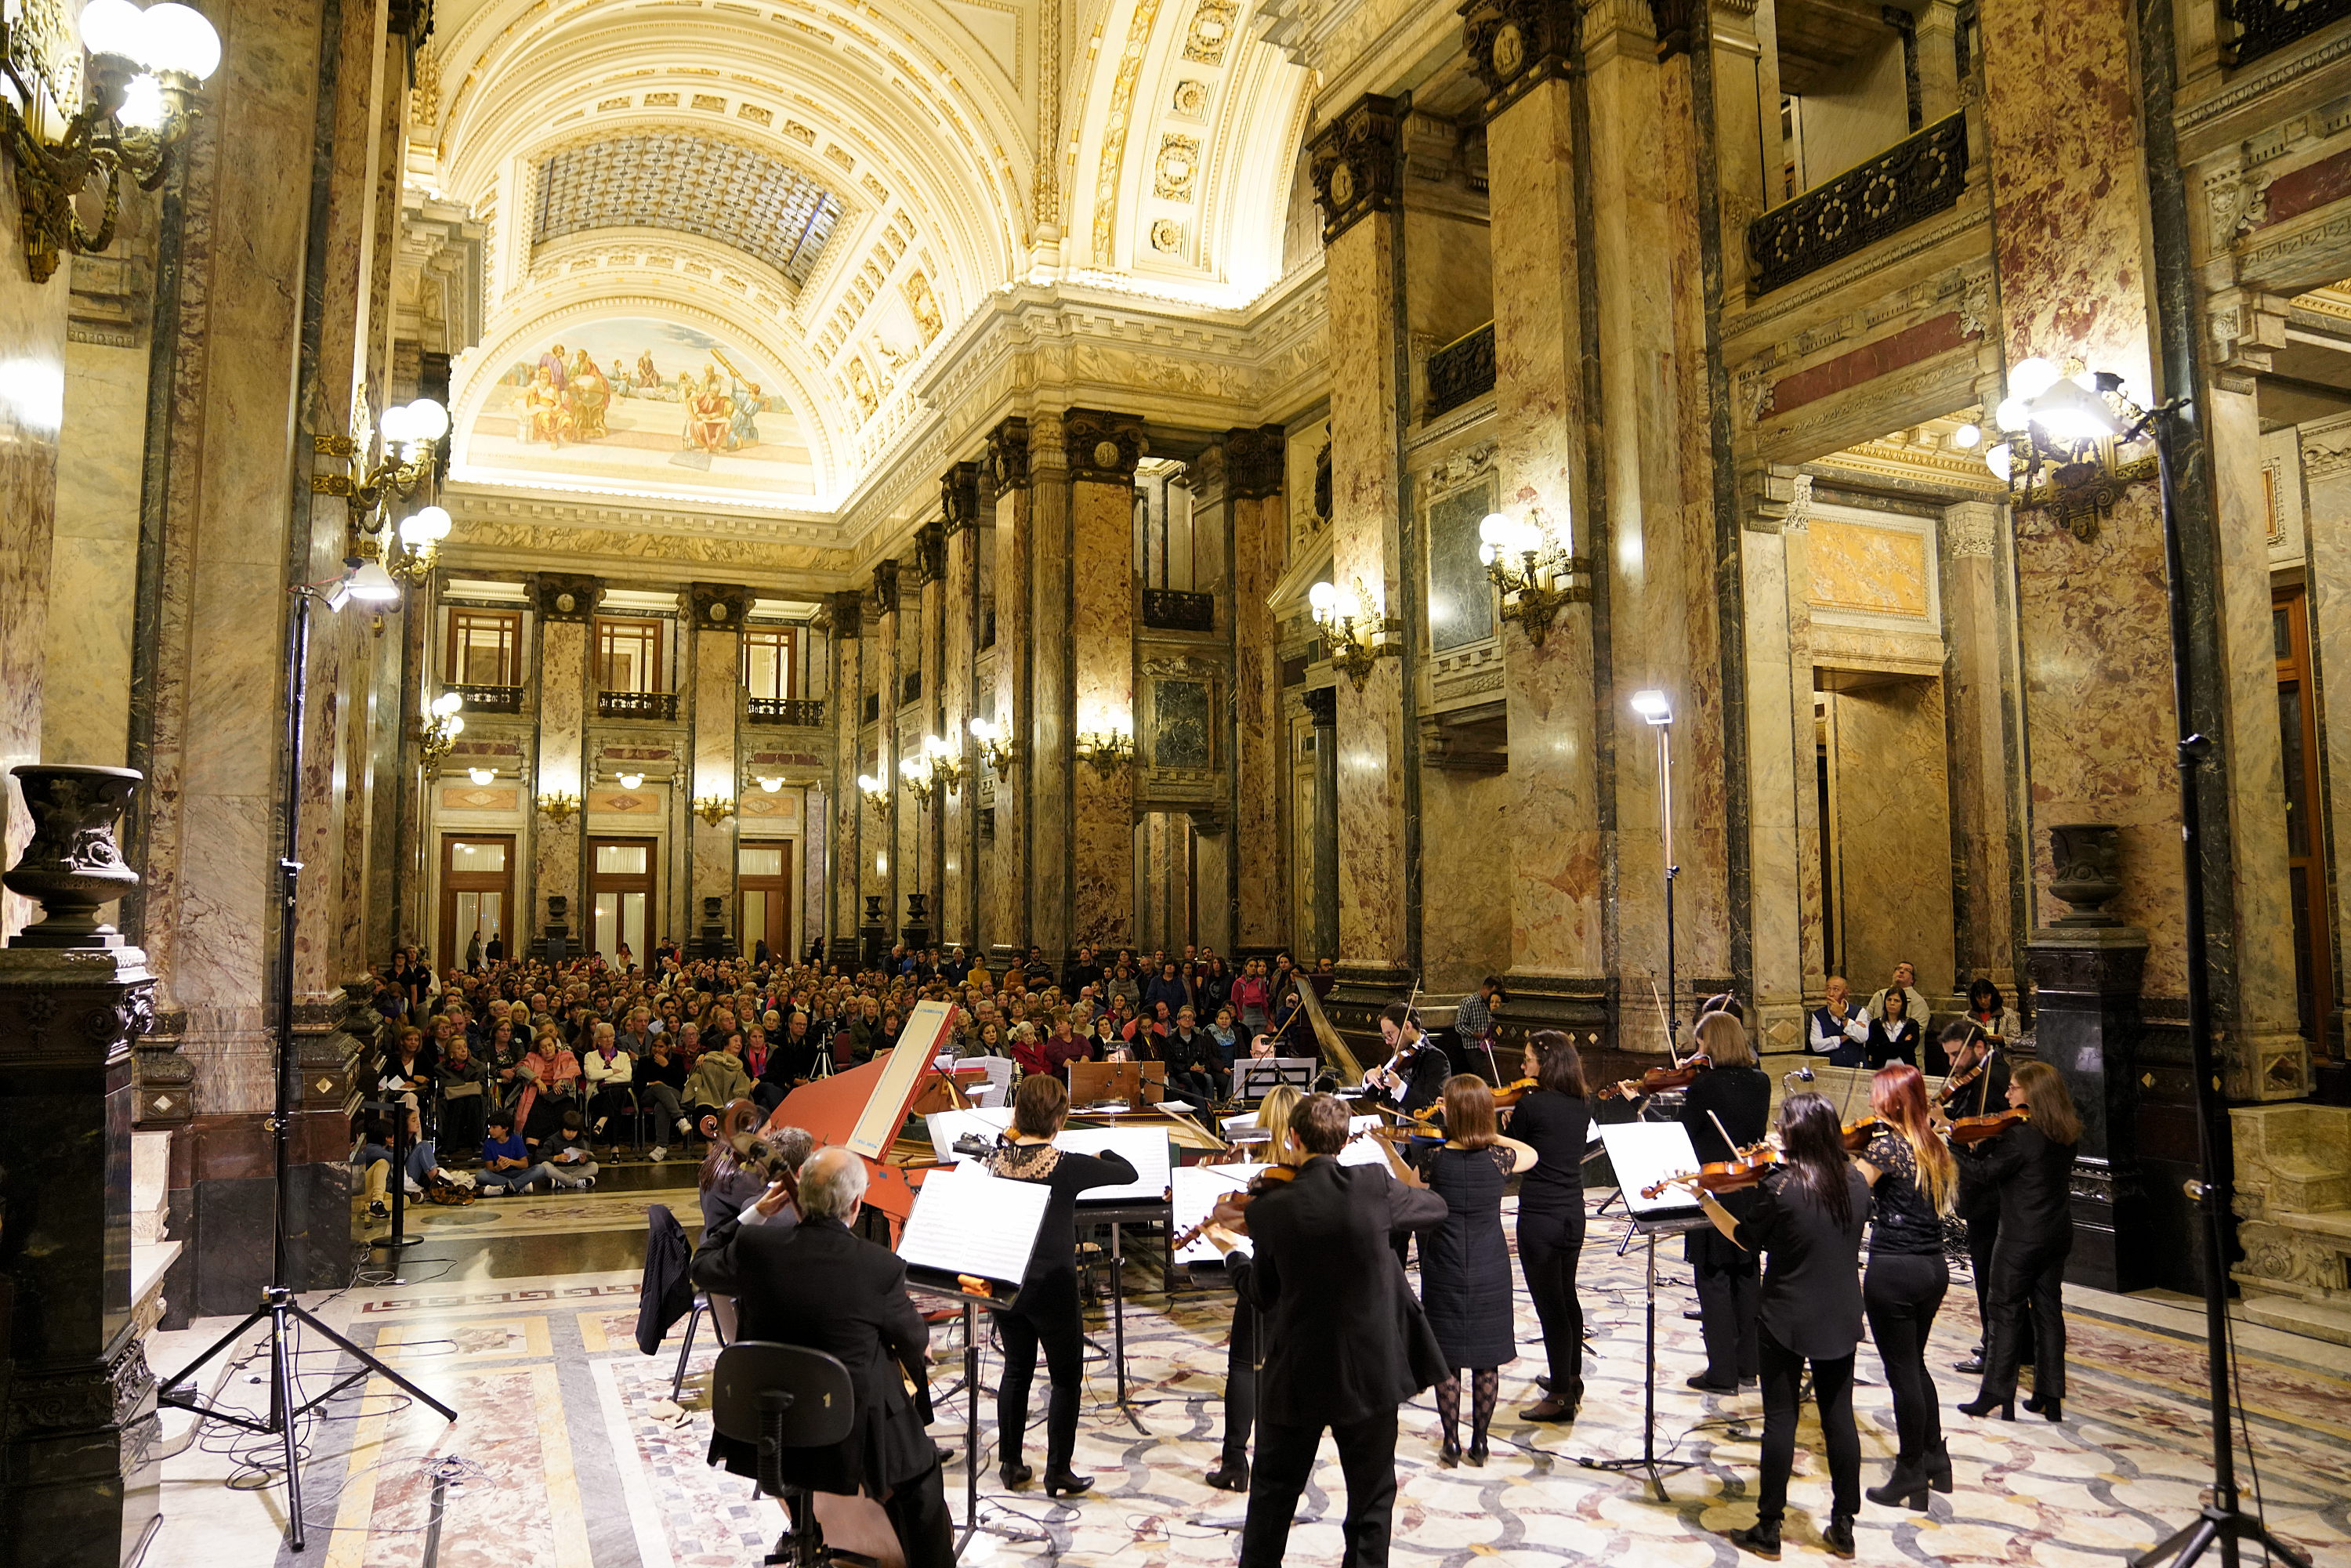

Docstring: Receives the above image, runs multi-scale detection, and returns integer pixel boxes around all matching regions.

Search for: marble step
[2241,1292,2351,1348]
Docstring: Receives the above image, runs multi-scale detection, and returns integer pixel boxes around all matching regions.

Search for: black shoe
[1534,1374,1552,1392]
[2024,1395,2062,1422]
[1684,1308,1706,1320]
[1958,1395,2013,1420]
[1438,1440,1461,1468]
[1864,1462,1929,1511]
[1000,1462,1033,1490]
[1925,1442,1954,1494]
[1520,1396,1577,1422]
[1205,1462,1248,1492]
[1465,1439,1489,1467]
[1686,1374,1738,1393]
[1042,1470,1093,1498]
[367,1199,389,1219]
[1953,1355,1987,1375]
[1824,1515,1856,1559]
[1726,1522,1781,1559]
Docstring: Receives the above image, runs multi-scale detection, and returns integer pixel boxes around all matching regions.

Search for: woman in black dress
[1853,1063,1957,1508]
[1958,1060,2081,1422]
[1506,1030,1590,1421]
[983,1074,1138,1497]
[1639,1010,1771,1392]
[1414,1074,1539,1465]
[1694,1092,1870,1560]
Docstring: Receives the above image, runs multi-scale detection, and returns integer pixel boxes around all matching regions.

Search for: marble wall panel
[1942,503,2022,995]
[1807,520,1931,617]
[691,625,737,938]
[1419,769,1512,992]
[1744,529,1806,1047]
[42,339,144,767]
[1232,487,1287,951]
[534,618,588,946]
[988,485,1029,953]
[868,602,897,925]
[1028,425,1072,958]
[831,628,860,942]
[800,785,826,956]
[2309,447,2351,1042]
[1071,475,1136,952]
[1326,219,1408,966]
[943,524,973,947]
[1827,679,1955,1001]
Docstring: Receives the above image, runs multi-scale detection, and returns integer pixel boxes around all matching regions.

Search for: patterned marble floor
[143,1193,2351,1568]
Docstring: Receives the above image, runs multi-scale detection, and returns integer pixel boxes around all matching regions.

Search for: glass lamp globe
[78,0,143,60]
[379,402,417,445]
[2008,357,2062,401]
[1307,581,1336,617]
[143,3,223,78]
[118,74,168,130]
[405,397,451,440]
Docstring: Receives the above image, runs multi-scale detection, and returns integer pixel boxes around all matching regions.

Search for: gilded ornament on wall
[1150,219,1185,253]
[1183,0,1237,63]
[1154,135,1201,201]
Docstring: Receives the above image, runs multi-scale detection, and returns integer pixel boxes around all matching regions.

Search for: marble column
[981,418,1031,963]
[1309,97,1415,990]
[0,770,160,1562]
[940,468,980,951]
[914,523,947,944]
[1066,409,1142,954]
[1027,412,1074,960]
[1468,13,1608,1033]
[872,561,906,945]
[1940,502,2025,993]
[688,585,745,957]
[1306,686,1339,963]
[1227,426,1288,957]
[532,578,595,959]
[1743,478,1809,1041]
[825,593,863,963]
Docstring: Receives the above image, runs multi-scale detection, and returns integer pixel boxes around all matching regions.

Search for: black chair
[711,1342,857,1568]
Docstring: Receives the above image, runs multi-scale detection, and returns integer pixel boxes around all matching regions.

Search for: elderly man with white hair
[690,1146,953,1568]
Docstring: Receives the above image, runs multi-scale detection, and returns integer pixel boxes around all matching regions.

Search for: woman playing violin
[1676,1009,1770,1393]
[1412,1075,1540,1466]
[1851,1064,1958,1511]
[1957,1061,2081,1424]
[1692,1092,1871,1562]
[1505,1031,1592,1422]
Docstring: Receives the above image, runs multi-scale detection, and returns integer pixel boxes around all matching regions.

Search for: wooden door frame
[738,839,795,961]
[437,832,516,972]
[586,835,660,962]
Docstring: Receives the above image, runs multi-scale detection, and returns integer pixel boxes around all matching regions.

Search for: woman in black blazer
[1957,1060,2081,1422]
[1412,1075,1540,1466]
[1693,1092,1871,1561]
[1865,987,1922,1068]
[1505,1030,1592,1421]
[983,1074,1138,1497]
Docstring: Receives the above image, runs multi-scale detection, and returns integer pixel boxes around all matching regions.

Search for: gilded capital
[1227,424,1287,500]
[872,559,900,614]
[828,590,864,638]
[531,573,602,622]
[915,522,947,585]
[1063,407,1147,484]
[688,583,752,631]
[981,417,1031,496]
[1308,95,1404,244]
[940,460,981,532]
[1463,0,1580,114]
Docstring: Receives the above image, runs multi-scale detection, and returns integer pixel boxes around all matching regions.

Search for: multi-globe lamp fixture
[1966,356,2150,541]
[1477,509,1588,647]
[1306,578,1400,692]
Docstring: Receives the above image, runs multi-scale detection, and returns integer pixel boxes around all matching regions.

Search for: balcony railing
[1425,321,1495,417]
[453,683,523,714]
[597,690,677,720]
[2226,0,2351,64]
[748,697,827,727]
[1748,113,1968,296]
[1142,588,1216,632]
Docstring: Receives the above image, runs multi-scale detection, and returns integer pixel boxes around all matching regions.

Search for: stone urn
[2047,823,2124,927]
[4,764,142,948]
[905,893,930,925]
[862,895,885,927]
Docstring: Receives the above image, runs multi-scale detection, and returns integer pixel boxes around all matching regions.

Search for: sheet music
[1597,1121,1708,1219]
[923,1106,1014,1164]
[1055,1125,1172,1202]
[1172,1164,1262,1263]
[1338,1136,1393,1172]
[897,1162,1053,1284]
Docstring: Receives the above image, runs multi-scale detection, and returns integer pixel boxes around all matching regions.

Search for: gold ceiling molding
[533,132,846,286]
[1092,0,1172,264]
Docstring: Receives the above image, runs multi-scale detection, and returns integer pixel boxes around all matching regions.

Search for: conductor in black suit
[690,1147,955,1568]
[1204,1092,1448,1568]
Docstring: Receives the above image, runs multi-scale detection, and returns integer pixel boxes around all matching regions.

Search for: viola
[1840,1114,1889,1153]
[1934,1059,1988,1106]
[1641,1140,1783,1200]
[1600,1056,1712,1102]
[1947,1106,2028,1146]
[1169,1164,1298,1252]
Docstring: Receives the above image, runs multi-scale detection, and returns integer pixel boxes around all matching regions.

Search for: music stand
[360,1095,422,1258]
[1570,1121,1709,1501]
[1232,1058,1317,1100]
[1067,1059,1165,1110]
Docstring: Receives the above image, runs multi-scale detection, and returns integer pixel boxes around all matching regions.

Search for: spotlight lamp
[921,733,965,794]
[1476,509,1589,648]
[1630,689,1674,726]
[1977,357,2154,541]
[693,794,733,826]
[1307,577,1402,693]
[0,0,220,283]
[535,791,581,824]
[1076,722,1136,775]
[415,691,465,770]
[313,397,451,549]
[969,715,1015,772]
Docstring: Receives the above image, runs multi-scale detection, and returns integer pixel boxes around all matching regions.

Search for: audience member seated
[477,1112,561,1195]
[581,1022,636,1152]
[538,1109,600,1190]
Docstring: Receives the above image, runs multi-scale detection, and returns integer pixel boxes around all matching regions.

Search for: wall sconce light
[466,766,496,786]
[755,775,785,793]
[1980,357,2154,541]
[1,0,221,284]
[693,795,733,826]
[536,791,581,824]
[1077,723,1136,774]
[1307,578,1401,693]
[856,771,890,806]
[313,397,450,547]
[615,770,645,791]
[969,715,1015,772]
[1478,509,1589,648]
[415,690,464,770]
[898,751,937,804]
[921,733,965,794]
[386,505,452,585]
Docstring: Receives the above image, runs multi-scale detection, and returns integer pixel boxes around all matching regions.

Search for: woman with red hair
[1851,1063,1958,1510]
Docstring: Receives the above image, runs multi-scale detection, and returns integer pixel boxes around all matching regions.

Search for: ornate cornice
[1309,95,1405,244]
[531,573,603,622]
[1227,423,1287,499]
[940,460,981,531]
[1462,0,1579,117]
[1063,407,1147,483]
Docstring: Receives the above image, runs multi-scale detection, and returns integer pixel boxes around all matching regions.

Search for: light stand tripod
[2124,402,2306,1568]
[158,584,457,1552]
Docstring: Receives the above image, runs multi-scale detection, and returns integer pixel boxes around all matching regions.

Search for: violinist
[1692,1092,1870,1562]
[1363,1002,1450,1117]
[1851,1065,1957,1512]
[1957,1062,2081,1424]
[1679,1010,1770,1393]
[1208,1084,1302,1492]
[1936,1021,2011,1376]
[1506,1030,1592,1422]
[1412,1076,1541,1466]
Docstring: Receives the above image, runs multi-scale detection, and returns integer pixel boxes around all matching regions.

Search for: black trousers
[1221,1293,1257,1468]
[783,1458,956,1568]
[1241,1407,1399,1568]
[994,1287,1085,1473]
[1979,1235,2068,1404]
[1755,1327,1860,1525]
[1517,1204,1585,1389]
[1688,1225,1760,1385]
[1965,1208,2034,1363]
[1864,1251,1948,1465]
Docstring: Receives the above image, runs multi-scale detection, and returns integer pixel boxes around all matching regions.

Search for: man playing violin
[1363,1002,1450,1117]
[1935,1019,2015,1377]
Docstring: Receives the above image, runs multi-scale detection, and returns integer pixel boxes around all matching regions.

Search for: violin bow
[1649,976,1679,1063]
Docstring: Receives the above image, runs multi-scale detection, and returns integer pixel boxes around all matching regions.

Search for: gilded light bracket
[692,795,734,827]
[1980,359,2159,544]
[1077,729,1136,775]
[414,692,465,771]
[0,1,219,284]
[536,792,581,824]
[313,398,450,566]
[1479,508,1588,648]
[968,716,1015,773]
[1309,577,1402,693]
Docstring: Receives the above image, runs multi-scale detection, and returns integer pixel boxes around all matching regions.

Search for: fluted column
[1227,426,1289,957]
[1066,410,1143,952]
[982,418,1031,961]
[940,466,980,950]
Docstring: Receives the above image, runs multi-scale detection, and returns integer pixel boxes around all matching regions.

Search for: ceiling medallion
[1151,219,1184,252]
[1494,21,1527,78]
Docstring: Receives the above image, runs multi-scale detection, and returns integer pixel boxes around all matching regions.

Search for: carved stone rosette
[1309,94,1404,244]
[1063,408,1146,484]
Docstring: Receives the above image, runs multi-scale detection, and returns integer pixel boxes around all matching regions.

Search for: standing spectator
[1452,977,1501,1074]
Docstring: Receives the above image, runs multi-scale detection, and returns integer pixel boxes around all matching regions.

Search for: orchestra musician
[1937,1019,2015,1376]
[1690,1092,1871,1562]
[1851,1064,1958,1509]
[982,1075,1139,1497]
[1957,1062,2081,1423]
[1413,1075,1541,1465]
[1202,1094,1449,1568]
[1621,1009,1770,1392]
[689,1147,955,1568]
[1508,1030,1592,1422]
[1207,1082,1303,1492]
[1363,1002,1451,1117]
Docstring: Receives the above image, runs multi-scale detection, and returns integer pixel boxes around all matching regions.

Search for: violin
[1946,1106,2028,1146]
[1600,1056,1711,1101]
[1168,1164,1298,1252]
[1934,1059,1987,1106]
[1492,1077,1539,1109]
[1839,1114,1889,1153]
[1640,1140,1783,1200]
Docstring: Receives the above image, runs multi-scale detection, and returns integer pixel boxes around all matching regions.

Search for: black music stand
[902,1272,1046,1559]
[1078,1197,1173,1430]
